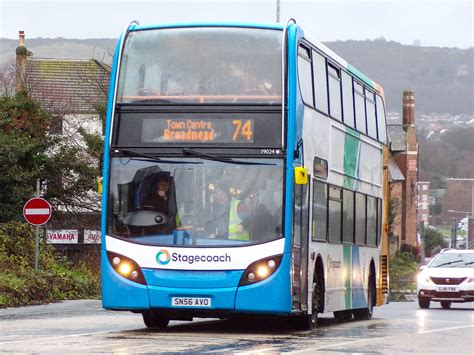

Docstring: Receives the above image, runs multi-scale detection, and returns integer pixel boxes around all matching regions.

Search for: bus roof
[129,22,285,32]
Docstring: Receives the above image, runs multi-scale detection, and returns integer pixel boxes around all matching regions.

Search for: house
[388,156,405,251]
[387,90,419,248]
[15,30,110,245]
[417,181,431,227]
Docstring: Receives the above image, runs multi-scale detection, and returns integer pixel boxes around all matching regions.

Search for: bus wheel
[293,279,320,330]
[142,312,170,328]
[353,272,375,320]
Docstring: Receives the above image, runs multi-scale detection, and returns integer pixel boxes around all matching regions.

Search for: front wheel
[418,297,430,309]
[142,312,170,328]
[293,279,321,330]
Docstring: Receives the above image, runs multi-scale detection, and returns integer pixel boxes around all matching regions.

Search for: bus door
[292,182,310,311]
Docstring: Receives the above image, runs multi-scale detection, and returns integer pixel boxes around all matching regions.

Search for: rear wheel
[353,272,375,320]
[441,301,451,309]
[142,312,170,328]
[418,297,430,309]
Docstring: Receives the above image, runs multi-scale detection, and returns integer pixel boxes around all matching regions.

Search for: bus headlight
[107,251,147,285]
[239,254,283,286]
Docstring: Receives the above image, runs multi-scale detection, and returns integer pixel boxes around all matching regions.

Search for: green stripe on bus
[343,244,352,309]
[343,129,360,189]
[347,64,376,90]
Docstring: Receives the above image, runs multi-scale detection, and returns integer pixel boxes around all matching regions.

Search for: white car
[417,249,474,309]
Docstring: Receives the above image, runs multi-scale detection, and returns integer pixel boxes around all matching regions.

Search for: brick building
[388,157,405,251]
[417,181,431,226]
[387,90,419,247]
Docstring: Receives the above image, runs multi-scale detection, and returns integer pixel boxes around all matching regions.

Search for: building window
[312,180,327,240]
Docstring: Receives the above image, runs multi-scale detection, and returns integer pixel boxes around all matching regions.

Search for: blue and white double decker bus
[101,20,389,329]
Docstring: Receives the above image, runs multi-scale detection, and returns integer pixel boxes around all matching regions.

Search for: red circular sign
[23,198,52,226]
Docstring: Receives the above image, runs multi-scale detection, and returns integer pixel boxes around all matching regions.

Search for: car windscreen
[429,252,474,268]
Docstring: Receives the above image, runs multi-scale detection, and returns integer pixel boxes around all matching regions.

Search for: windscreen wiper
[433,259,463,268]
[182,148,274,165]
[115,149,202,165]
[117,149,162,162]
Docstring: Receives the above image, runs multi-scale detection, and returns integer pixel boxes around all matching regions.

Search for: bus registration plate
[171,297,212,307]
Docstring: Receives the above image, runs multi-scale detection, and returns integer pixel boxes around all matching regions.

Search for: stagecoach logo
[327,255,342,270]
[156,250,171,265]
[155,249,232,266]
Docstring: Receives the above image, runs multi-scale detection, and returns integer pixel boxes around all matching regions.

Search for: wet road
[1,300,473,353]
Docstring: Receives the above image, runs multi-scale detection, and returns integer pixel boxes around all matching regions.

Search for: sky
[0,0,472,48]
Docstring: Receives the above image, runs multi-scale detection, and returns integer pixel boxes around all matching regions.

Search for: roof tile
[26,58,110,114]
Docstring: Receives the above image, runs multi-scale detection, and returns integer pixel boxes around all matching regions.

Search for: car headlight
[417,273,430,284]
[239,254,283,286]
[467,277,474,283]
[107,251,147,285]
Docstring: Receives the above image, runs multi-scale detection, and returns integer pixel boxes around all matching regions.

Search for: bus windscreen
[117,27,282,105]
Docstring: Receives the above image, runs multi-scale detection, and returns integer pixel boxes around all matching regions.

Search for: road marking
[0,329,135,345]
[418,324,474,334]
[290,336,392,353]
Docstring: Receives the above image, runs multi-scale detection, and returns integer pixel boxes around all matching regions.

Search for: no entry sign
[23,197,52,226]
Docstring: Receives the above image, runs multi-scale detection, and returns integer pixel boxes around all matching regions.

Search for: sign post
[23,195,52,272]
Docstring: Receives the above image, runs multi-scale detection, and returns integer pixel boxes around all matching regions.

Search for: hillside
[326,39,473,115]
[418,126,474,184]
[1,37,472,115]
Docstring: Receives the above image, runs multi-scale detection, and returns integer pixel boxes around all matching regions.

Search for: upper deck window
[117,27,282,105]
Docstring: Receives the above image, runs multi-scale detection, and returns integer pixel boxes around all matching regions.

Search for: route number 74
[232,119,253,141]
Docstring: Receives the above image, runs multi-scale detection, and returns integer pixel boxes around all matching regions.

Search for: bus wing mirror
[294,167,308,185]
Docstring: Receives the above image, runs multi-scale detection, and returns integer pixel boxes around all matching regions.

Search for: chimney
[18,31,25,46]
[15,30,28,94]
[402,90,415,130]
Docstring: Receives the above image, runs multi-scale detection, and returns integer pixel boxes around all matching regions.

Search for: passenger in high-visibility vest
[207,186,249,240]
[228,197,249,240]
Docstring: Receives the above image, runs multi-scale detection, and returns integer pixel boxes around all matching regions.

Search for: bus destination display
[142,118,254,144]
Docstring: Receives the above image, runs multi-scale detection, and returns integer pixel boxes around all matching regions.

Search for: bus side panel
[101,249,150,310]
[235,253,292,314]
